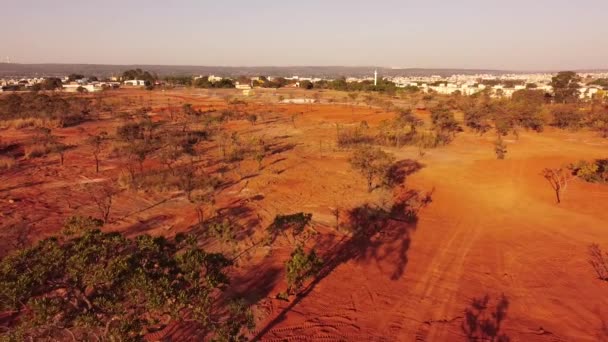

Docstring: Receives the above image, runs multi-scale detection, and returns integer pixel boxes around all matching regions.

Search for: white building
[579,86,601,99]
[63,84,103,92]
[280,98,316,104]
[235,82,252,90]
[424,83,486,96]
[124,79,146,86]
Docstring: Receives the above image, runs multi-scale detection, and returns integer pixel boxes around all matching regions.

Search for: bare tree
[494,135,507,160]
[51,141,69,166]
[541,168,572,204]
[87,182,118,223]
[86,132,107,173]
[192,190,215,229]
[330,207,340,229]
[178,166,198,201]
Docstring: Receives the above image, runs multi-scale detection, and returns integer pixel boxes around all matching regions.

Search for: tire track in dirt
[411,159,529,340]
[381,180,485,340]
[256,317,367,341]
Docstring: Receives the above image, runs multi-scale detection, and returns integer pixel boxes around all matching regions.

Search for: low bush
[337,127,375,147]
[24,144,51,159]
[570,159,608,183]
[9,118,61,129]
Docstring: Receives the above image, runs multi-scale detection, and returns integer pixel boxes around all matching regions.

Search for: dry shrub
[25,144,51,159]
[11,118,60,129]
[13,118,36,129]
[118,168,180,192]
[0,155,16,170]
[336,127,375,148]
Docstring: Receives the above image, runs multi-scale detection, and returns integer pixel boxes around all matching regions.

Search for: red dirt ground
[1,88,608,341]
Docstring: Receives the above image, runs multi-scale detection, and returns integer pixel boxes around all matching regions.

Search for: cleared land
[1,88,607,340]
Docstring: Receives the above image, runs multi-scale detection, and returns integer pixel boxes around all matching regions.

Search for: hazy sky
[1,0,607,70]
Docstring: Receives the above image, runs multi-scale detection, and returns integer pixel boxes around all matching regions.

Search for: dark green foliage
[267,213,313,244]
[207,219,237,245]
[0,223,252,340]
[551,104,583,129]
[463,98,493,135]
[122,68,156,86]
[62,215,103,236]
[349,146,396,192]
[30,77,63,91]
[551,71,581,104]
[259,77,290,88]
[0,93,91,127]
[510,89,546,132]
[68,74,85,82]
[589,78,608,89]
[285,245,323,295]
[193,76,235,89]
[430,104,461,144]
[164,75,194,86]
[299,80,313,89]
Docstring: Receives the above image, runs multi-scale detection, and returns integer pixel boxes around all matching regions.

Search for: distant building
[208,75,223,83]
[235,82,252,90]
[63,84,103,92]
[580,86,601,99]
[280,98,317,104]
[123,80,146,86]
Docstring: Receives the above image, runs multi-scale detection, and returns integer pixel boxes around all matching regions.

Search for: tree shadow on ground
[461,293,510,342]
[187,198,261,247]
[119,194,180,220]
[598,311,608,341]
[251,187,433,340]
[228,260,283,307]
[0,180,45,193]
[385,159,425,187]
[269,142,297,155]
[123,214,175,237]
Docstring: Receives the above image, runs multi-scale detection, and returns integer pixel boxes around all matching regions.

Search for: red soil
[1,89,608,341]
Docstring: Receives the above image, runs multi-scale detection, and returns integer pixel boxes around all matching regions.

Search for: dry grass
[0,155,16,170]
[3,118,62,129]
[25,144,51,159]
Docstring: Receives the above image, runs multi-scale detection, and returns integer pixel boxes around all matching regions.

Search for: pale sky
[1,0,607,70]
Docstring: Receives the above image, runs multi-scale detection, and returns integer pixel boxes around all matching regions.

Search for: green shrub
[285,244,323,295]
[570,159,608,183]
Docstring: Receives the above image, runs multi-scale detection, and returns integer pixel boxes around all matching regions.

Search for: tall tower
[374,69,378,86]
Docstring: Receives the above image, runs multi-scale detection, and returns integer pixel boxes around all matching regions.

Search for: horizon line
[2,62,608,74]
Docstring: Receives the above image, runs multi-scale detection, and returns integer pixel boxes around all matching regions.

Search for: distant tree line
[193,76,235,89]
[122,68,157,86]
